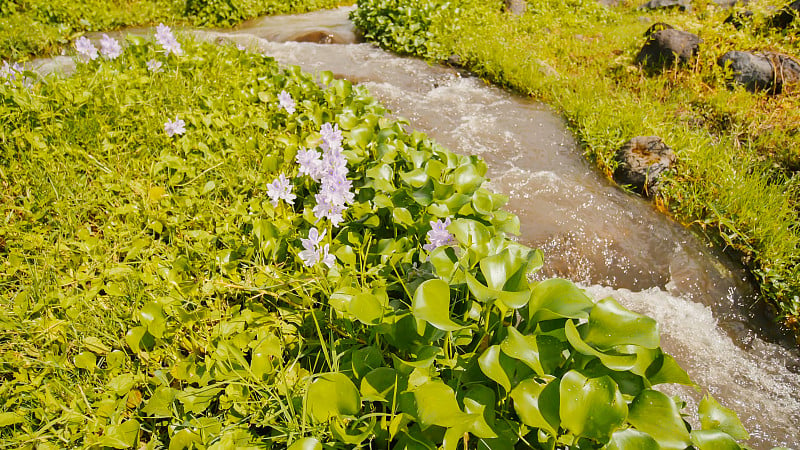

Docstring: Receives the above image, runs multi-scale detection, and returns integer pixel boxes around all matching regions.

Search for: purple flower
[266,173,296,207]
[320,122,343,153]
[75,37,98,61]
[146,58,163,73]
[99,34,122,60]
[299,227,335,268]
[164,116,186,137]
[155,24,183,56]
[296,148,322,181]
[1,61,31,87]
[424,218,456,252]
[278,90,295,114]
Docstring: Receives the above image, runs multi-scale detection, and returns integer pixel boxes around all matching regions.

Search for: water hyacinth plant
[0,27,750,450]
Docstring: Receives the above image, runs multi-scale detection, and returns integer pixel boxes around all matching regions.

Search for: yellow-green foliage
[354,0,800,328]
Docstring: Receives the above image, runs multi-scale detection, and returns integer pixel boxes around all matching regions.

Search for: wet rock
[767,0,800,29]
[613,136,676,196]
[503,0,527,15]
[724,10,754,29]
[636,29,701,68]
[718,50,800,93]
[287,30,346,44]
[446,54,463,67]
[638,0,692,13]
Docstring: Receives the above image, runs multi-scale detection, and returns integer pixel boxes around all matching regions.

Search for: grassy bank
[352,0,800,333]
[0,0,349,61]
[0,16,751,450]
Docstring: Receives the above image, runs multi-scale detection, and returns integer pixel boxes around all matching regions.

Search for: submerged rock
[718,50,800,93]
[613,136,676,196]
[636,29,701,68]
[638,0,692,13]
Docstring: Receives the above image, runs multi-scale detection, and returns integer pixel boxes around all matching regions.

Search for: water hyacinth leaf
[509,378,560,436]
[463,385,498,438]
[251,334,282,379]
[466,270,499,303]
[411,279,464,331]
[0,412,24,427]
[500,326,555,376]
[400,167,429,188]
[331,415,376,445]
[176,386,224,415]
[698,394,749,440]
[139,301,167,338]
[528,278,593,322]
[606,429,660,450]
[287,437,322,450]
[690,430,741,450]
[646,353,694,386]
[141,386,175,418]
[453,163,484,194]
[581,297,660,350]
[412,380,472,428]
[430,246,458,281]
[351,346,384,379]
[478,345,512,393]
[564,320,637,372]
[559,370,627,443]
[361,367,402,402]
[627,390,691,450]
[98,419,140,449]
[306,373,361,423]
[74,351,97,371]
[392,207,414,227]
[349,292,386,325]
[449,218,492,250]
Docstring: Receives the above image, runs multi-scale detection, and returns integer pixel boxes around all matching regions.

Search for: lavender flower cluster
[1,60,32,88]
[424,217,456,252]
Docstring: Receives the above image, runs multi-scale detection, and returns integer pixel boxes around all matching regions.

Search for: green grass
[0,0,350,61]
[1,21,751,449]
[352,0,800,332]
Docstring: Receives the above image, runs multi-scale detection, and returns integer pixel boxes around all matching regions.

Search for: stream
[36,7,800,448]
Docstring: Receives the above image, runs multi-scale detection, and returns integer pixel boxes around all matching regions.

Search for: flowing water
[34,7,799,448]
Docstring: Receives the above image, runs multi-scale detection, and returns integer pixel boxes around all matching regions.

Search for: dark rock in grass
[767,0,800,29]
[636,29,701,68]
[613,136,676,196]
[503,0,527,15]
[718,50,800,93]
[446,54,463,67]
[638,0,692,13]
[644,22,675,36]
[724,10,754,29]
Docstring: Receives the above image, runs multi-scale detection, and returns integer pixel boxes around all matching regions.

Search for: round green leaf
[698,394,749,440]
[510,378,560,436]
[528,278,593,322]
[478,345,511,393]
[607,429,660,450]
[411,279,464,331]
[627,389,691,450]
[582,297,660,350]
[306,373,361,423]
[559,370,627,443]
[287,437,322,450]
[690,429,742,450]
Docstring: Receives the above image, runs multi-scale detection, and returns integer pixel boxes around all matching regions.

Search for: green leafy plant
[0,27,750,448]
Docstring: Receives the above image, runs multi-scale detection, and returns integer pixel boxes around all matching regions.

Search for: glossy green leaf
[528,278,593,322]
[500,326,546,375]
[565,320,637,372]
[698,394,749,440]
[0,413,24,428]
[361,367,402,402]
[141,386,175,418]
[287,437,322,450]
[559,370,627,443]
[349,291,387,325]
[582,297,660,350]
[453,163,484,194]
[176,386,224,415]
[606,429,660,450]
[251,334,282,379]
[411,279,464,331]
[690,430,741,450]
[99,419,140,449]
[646,353,694,386]
[478,345,511,393]
[412,380,472,428]
[510,378,560,436]
[306,373,361,422]
[627,390,691,450]
[74,351,97,371]
[449,218,492,250]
